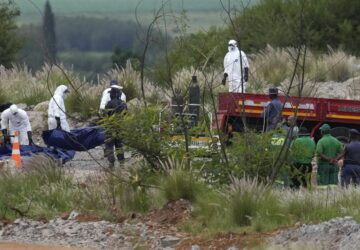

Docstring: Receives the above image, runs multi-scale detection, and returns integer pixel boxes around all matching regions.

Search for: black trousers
[341,164,360,187]
[104,138,124,165]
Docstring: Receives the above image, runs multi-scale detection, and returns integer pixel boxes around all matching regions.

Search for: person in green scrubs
[290,127,316,188]
[316,124,343,185]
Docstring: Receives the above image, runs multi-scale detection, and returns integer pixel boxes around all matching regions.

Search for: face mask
[228,45,236,52]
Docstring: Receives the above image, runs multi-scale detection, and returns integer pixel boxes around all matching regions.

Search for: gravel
[272,216,360,250]
[0,216,184,250]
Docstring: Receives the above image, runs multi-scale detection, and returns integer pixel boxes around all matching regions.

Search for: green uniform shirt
[291,136,316,164]
[316,134,342,164]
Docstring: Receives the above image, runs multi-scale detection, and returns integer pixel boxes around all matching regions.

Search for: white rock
[68,211,79,220]
[160,236,181,248]
[191,244,201,250]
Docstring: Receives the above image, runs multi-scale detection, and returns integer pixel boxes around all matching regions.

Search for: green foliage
[0,1,22,67]
[59,51,112,79]
[0,155,76,220]
[99,105,172,168]
[78,171,153,220]
[235,0,360,55]
[229,178,275,227]
[162,169,198,202]
[111,46,139,70]
[159,158,204,203]
[119,185,151,213]
[182,187,232,235]
[227,131,282,181]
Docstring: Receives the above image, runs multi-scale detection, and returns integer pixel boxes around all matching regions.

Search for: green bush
[99,105,174,169]
[227,131,283,181]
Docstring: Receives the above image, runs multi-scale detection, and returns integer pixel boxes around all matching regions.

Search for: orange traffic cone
[11,131,22,168]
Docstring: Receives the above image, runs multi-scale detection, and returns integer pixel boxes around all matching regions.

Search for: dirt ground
[0,242,85,250]
[177,232,274,249]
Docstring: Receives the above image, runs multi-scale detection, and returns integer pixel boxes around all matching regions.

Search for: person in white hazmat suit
[48,85,70,132]
[99,80,126,113]
[1,104,34,145]
[222,39,250,93]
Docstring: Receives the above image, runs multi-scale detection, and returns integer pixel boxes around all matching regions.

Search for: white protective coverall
[99,85,126,111]
[223,41,250,93]
[1,105,32,145]
[48,85,70,132]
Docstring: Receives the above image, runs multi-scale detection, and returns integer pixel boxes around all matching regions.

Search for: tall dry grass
[0,47,358,116]
[249,45,360,97]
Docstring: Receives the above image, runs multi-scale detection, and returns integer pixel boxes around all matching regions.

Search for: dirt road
[0,242,85,250]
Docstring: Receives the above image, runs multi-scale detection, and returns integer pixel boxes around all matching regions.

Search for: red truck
[215,92,360,141]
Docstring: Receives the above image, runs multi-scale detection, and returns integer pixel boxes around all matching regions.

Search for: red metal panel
[216,92,360,129]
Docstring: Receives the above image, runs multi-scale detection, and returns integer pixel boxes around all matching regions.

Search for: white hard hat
[228,39,237,46]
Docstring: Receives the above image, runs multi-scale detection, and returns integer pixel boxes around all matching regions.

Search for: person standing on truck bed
[316,124,343,186]
[262,87,283,131]
[338,129,360,187]
[222,39,249,93]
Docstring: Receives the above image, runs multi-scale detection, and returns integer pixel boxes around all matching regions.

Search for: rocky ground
[271,217,360,250]
[0,199,192,250]
[0,215,185,249]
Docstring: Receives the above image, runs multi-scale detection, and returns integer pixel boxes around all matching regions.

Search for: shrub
[99,105,174,169]
[160,157,202,202]
[227,131,283,181]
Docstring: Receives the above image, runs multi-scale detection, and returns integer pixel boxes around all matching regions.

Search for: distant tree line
[164,0,360,76]
[17,15,141,73]
[236,0,360,54]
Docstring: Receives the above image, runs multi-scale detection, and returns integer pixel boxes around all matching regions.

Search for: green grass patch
[0,155,77,220]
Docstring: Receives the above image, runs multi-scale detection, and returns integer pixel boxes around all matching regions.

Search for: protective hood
[228,39,237,52]
[54,85,69,97]
[9,104,18,115]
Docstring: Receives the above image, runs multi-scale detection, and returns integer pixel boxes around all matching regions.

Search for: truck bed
[215,92,360,138]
